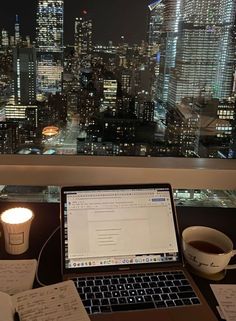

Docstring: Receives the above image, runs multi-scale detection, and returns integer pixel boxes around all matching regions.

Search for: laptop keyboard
[72,270,201,314]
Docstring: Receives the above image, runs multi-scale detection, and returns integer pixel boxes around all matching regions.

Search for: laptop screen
[61,184,180,271]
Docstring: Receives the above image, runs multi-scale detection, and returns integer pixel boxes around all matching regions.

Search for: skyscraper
[13,47,37,105]
[147,1,164,60]
[14,15,20,46]
[167,0,236,107]
[36,0,64,96]
[147,1,165,99]
[74,11,93,70]
[156,0,182,102]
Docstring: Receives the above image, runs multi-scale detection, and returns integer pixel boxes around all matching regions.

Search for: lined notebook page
[13,280,90,321]
[0,260,37,295]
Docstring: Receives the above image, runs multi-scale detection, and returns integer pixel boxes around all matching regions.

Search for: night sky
[0,0,152,45]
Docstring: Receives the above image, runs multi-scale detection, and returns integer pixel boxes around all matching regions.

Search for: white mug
[182,226,236,276]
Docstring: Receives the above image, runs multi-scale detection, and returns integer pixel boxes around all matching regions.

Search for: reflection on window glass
[0,1,235,157]
[1,185,236,207]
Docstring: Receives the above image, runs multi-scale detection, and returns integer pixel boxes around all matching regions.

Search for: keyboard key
[118,297,127,304]
[174,299,184,306]
[182,298,192,305]
[125,283,133,290]
[86,293,94,299]
[137,289,145,295]
[95,280,102,286]
[178,285,193,292]
[110,298,118,305]
[111,302,155,311]
[83,299,91,307]
[178,291,196,299]
[100,306,112,313]
[153,294,161,301]
[166,300,175,307]
[91,306,100,313]
[101,299,109,305]
[112,291,120,297]
[144,295,153,302]
[92,299,100,306]
[127,296,135,303]
[191,298,200,305]
[136,296,144,303]
[85,307,91,314]
[155,301,166,308]
[95,292,103,299]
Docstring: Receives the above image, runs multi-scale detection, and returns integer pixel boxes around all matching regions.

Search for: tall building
[75,12,92,57]
[74,11,93,70]
[1,29,9,47]
[147,1,164,59]
[102,79,118,115]
[0,122,18,153]
[36,0,64,96]
[13,47,37,105]
[167,0,236,107]
[148,1,165,99]
[15,15,20,45]
[156,0,182,102]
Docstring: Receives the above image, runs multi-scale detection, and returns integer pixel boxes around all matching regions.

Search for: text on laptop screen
[63,187,179,269]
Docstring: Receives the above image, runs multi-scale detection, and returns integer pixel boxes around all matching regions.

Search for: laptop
[60,183,218,321]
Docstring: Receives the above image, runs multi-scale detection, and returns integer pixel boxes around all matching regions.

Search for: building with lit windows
[147,1,165,99]
[1,30,9,48]
[102,79,118,115]
[167,0,236,107]
[74,12,92,69]
[36,0,64,95]
[147,1,164,59]
[156,0,182,102]
[13,47,37,105]
[165,101,200,157]
[14,15,20,45]
[0,122,18,153]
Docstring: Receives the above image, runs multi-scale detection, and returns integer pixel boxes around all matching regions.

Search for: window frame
[0,155,235,190]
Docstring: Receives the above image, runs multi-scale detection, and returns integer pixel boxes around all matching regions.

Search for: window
[0,1,236,198]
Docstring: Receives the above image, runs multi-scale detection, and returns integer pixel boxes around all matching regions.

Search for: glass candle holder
[0,207,34,255]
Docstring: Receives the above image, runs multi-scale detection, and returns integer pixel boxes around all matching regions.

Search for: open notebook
[60,183,218,321]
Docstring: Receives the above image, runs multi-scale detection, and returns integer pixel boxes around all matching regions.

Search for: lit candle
[0,207,34,255]
[1,207,33,224]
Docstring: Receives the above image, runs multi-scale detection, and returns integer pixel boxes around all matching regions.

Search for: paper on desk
[211,284,236,321]
[0,259,37,295]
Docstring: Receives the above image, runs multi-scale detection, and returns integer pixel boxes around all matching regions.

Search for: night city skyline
[0,0,235,160]
[0,0,151,44]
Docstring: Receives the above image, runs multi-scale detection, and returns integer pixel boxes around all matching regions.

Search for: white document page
[0,259,37,295]
[211,284,236,321]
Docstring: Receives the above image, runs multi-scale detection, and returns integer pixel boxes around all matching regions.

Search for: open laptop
[60,183,218,321]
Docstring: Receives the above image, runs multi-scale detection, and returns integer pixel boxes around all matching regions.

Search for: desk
[0,202,235,320]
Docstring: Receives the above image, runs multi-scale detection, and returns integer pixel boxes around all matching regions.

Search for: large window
[0,1,236,200]
[0,0,235,158]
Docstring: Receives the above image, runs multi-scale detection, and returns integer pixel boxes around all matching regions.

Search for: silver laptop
[60,183,218,321]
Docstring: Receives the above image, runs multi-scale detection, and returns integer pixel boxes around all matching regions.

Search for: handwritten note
[13,280,90,321]
[211,284,236,321]
[0,260,37,295]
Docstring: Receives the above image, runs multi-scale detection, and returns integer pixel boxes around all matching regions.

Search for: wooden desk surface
[0,202,235,320]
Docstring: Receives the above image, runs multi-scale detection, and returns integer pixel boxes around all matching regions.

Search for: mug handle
[225,250,236,270]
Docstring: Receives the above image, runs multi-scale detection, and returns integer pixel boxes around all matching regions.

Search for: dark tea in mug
[189,240,225,254]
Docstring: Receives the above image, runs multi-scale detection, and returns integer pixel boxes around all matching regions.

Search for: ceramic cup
[182,226,236,277]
